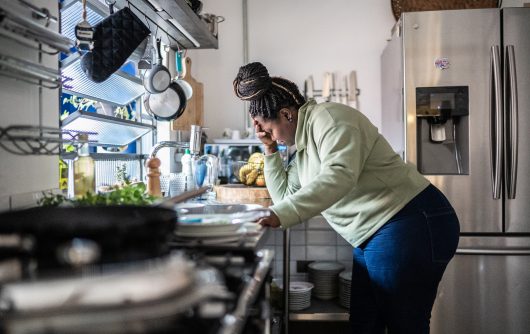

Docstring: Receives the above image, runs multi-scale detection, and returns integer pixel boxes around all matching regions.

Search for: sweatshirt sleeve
[263,151,301,205]
[270,121,375,228]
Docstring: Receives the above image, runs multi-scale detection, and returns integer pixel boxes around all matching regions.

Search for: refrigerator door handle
[505,45,518,199]
[490,46,502,200]
[457,247,530,255]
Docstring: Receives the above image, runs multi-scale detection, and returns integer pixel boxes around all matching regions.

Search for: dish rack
[0,126,96,156]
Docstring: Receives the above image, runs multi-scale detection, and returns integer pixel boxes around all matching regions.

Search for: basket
[391,0,499,20]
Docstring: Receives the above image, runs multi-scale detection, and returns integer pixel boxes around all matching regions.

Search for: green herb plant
[39,182,156,207]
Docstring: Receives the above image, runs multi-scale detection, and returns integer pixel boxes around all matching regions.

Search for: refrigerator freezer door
[503,8,530,233]
[381,22,404,155]
[431,237,530,334]
[402,9,502,233]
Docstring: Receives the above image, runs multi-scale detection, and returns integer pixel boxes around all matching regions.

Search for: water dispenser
[416,86,469,175]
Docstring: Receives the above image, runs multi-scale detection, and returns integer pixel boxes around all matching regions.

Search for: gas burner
[0,253,232,334]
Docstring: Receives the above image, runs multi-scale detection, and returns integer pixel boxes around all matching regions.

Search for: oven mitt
[81,7,149,83]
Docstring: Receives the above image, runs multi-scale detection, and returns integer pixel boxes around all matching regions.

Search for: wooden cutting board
[172,57,204,131]
[214,184,272,207]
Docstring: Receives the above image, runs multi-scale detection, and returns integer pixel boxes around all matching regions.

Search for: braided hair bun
[233,62,272,101]
[233,62,305,120]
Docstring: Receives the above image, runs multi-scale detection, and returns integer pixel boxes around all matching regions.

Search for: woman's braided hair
[233,62,305,120]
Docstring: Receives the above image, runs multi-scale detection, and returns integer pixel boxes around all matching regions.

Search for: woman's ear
[279,108,293,122]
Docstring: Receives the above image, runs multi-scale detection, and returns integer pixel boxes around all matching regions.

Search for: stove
[0,248,273,334]
[0,206,274,334]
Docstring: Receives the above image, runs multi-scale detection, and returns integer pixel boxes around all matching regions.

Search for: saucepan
[200,13,225,37]
[142,38,171,94]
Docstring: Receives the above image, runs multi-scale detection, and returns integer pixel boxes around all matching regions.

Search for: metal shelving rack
[0,126,95,156]
[281,230,349,334]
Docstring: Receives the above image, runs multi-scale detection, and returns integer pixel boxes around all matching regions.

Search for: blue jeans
[349,184,460,334]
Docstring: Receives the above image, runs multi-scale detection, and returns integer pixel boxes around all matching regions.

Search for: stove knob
[56,238,100,267]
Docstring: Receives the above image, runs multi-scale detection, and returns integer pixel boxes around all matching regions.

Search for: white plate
[174,202,205,210]
[177,218,242,234]
[174,235,242,245]
[339,270,352,281]
[175,228,244,238]
[308,261,345,272]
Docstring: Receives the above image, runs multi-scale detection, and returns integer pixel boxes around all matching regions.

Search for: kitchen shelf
[0,126,95,156]
[0,52,61,89]
[0,0,74,55]
[114,0,218,49]
[212,138,263,145]
[61,0,146,61]
[61,152,148,161]
[61,110,154,147]
[60,53,145,106]
[62,0,218,50]
[288,298,349,322]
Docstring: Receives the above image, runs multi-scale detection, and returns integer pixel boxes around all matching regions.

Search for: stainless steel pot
[200,13,225,37]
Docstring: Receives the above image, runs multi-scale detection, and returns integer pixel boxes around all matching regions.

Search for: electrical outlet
[296,260,312,273]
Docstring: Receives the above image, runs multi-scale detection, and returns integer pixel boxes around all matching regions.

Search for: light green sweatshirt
[264,99,429,247]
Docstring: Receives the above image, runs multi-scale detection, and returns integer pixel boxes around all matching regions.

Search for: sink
[175,203,263,215]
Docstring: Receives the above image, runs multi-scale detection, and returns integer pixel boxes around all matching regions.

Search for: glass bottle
[73,134,95,197]
[59,158,68,192]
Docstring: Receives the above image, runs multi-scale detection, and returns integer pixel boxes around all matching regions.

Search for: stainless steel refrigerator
[381,7,530,334]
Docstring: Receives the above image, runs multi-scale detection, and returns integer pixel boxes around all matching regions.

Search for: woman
[233,62,460,334]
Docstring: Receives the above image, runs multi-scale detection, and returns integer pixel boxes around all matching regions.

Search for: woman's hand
[257,210,282,228]
[254,121,277,155]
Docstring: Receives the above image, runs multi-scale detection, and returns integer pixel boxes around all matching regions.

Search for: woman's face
[253,108,297,146]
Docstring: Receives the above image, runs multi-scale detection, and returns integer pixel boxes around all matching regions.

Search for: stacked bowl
[308,261,345,300]
[338,270,352,309]
[275,281,314,311]
[287,281,314,311]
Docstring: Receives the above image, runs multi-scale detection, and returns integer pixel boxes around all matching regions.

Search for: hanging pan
[143,47,191,121]
[142,38,171,94]
[143,80,187,121]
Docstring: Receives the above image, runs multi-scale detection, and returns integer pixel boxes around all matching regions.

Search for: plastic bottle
[181,148,195,191]
[73,134,95,197]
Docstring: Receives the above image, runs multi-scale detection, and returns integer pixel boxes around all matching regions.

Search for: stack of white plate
[174,218,244,245]
[338,270,352,309]
[277,281,314,311]
[308,261,344,300]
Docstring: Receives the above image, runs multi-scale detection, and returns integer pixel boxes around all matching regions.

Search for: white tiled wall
[263,215,353,280]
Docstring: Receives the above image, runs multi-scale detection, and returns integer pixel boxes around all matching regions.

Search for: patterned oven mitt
[81,7,150,83]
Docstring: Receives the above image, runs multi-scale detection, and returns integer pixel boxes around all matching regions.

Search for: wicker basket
[391,0,499,20]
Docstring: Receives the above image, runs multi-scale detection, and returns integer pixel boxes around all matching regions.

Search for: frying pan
[142,38,171,94]
[0,187,208,275]
[143,79,187,121]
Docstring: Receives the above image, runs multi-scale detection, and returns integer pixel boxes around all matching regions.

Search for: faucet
[146,141,189,197]
[149,141,189,159]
